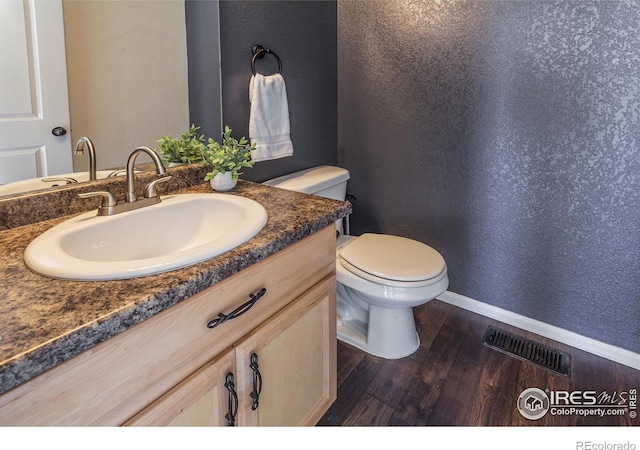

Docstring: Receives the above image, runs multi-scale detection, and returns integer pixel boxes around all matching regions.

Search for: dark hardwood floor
[318,300,640,426]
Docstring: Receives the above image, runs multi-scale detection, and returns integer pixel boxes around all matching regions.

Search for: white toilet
[264,166,449,359]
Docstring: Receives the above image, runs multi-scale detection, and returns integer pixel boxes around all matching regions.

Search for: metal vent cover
[483,326,571,377]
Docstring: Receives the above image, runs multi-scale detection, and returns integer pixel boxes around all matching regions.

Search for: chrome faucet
[74,137,97,181]
[125,146,168,202]
[78,146,172,216]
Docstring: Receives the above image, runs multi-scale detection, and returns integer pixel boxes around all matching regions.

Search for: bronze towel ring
[251,44,282,76]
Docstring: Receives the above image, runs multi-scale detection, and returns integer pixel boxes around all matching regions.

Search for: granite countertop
[0,180,351,395]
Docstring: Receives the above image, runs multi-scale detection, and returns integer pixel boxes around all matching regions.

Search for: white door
[0,0,72,185]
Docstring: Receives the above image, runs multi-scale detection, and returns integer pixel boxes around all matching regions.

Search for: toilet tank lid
[262,165,350,195]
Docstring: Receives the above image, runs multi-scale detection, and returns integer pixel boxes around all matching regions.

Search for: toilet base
[336,304,421,359]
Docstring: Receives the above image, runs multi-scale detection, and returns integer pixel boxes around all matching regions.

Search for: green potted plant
[156,124,206,166]
[200,126,255,191]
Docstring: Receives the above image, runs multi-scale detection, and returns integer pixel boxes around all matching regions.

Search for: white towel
[249,73,294,162]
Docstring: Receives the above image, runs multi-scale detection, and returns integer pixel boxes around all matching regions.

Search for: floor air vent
[482,326,571,377]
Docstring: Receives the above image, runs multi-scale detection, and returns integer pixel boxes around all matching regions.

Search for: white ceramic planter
[209,171,237,191]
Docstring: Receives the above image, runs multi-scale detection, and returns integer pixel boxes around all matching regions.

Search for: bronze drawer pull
[207,288,267,329]
[249,353,263,410]
[224,372,238,426]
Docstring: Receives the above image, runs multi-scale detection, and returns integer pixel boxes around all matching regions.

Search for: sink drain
[483,326,571,376]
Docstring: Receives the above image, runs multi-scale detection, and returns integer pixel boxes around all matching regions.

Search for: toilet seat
[339,233,447,288]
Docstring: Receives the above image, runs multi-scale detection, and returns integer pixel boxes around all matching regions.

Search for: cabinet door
[235,275,337,426]
[125,349,237,426]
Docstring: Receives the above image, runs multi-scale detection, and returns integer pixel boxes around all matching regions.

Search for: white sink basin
[24,193,268,281]
[0,170,122,196]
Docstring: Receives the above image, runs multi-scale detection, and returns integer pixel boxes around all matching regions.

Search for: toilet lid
[339,233,446,284]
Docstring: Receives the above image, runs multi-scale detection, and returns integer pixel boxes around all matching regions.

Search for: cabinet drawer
[0,226,335,426]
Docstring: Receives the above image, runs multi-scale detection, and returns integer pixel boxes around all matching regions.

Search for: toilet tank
[262,166,350,201]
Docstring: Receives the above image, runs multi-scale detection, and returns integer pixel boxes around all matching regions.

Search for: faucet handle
[78,191,118,216]
[42,176,79,185]
[143,175,173,199]
[107,169,126,178]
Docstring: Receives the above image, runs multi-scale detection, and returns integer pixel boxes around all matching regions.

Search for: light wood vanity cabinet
[127,276,336,426]
[0,226,337,426]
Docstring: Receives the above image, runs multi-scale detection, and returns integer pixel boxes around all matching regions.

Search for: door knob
[51,127,67,136]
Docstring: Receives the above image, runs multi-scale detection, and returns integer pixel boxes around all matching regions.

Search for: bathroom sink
[0,170,122,196]
[24,193,268,281]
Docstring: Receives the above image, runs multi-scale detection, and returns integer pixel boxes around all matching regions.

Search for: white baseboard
[437,291,640,371]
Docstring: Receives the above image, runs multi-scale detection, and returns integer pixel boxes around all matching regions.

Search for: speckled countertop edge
[0,179,351,395]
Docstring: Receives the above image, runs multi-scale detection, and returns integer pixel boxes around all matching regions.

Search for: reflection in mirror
[0,0,220,199]
[0,170,125,197]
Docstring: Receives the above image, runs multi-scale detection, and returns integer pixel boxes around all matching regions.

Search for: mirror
[0,0,220,199]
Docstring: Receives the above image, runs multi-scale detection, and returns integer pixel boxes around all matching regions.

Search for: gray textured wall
[215,0,338,182]
[338,0,640,353]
